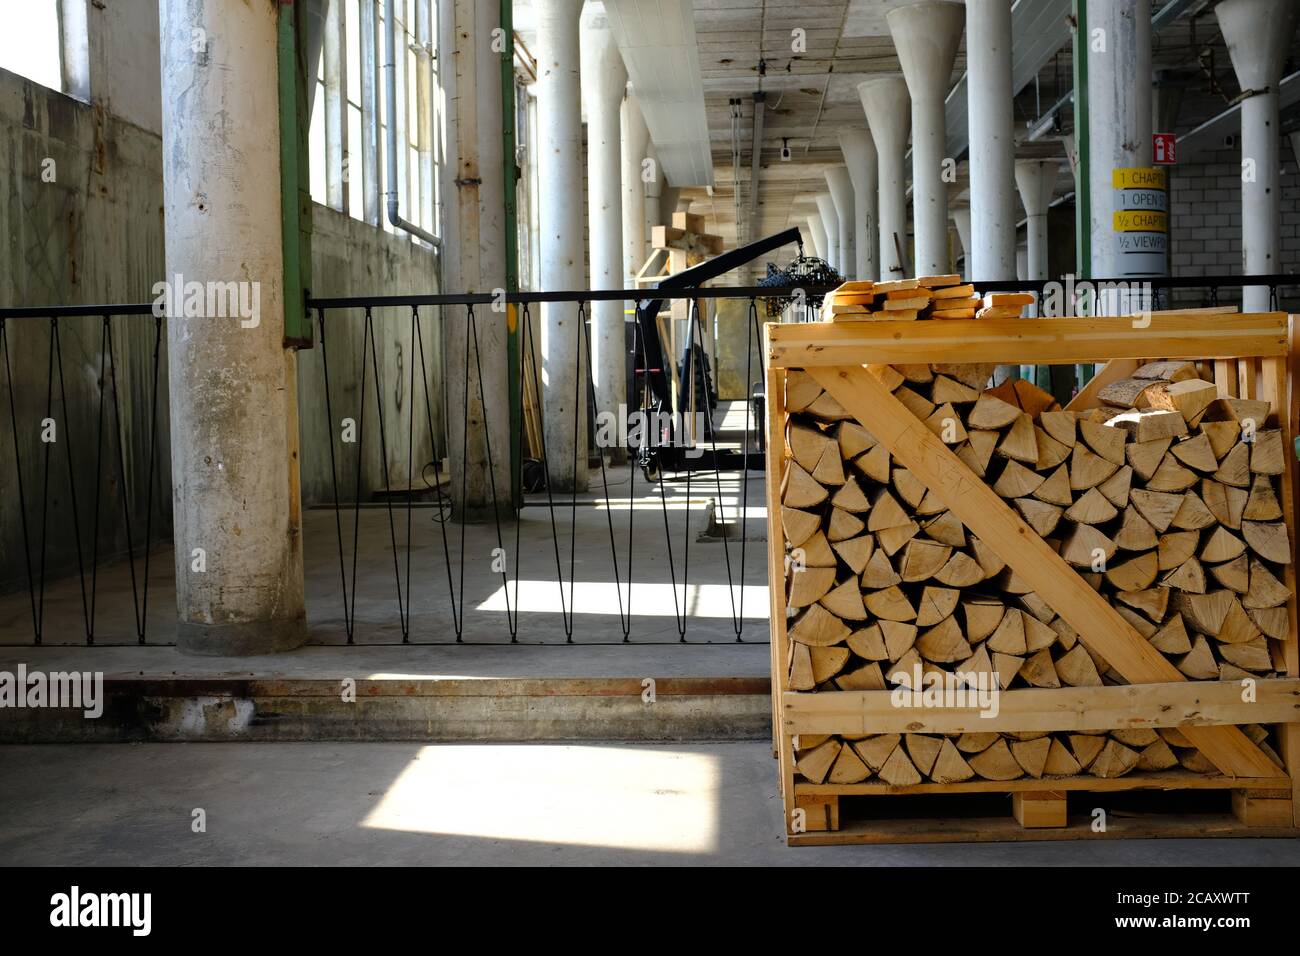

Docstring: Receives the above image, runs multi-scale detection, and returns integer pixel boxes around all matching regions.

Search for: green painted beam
[503,0,521,508]
[279,0,313,348]
[1072,0,1092,383]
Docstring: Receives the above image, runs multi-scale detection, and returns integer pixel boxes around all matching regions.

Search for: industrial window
[309,0,439,242]
[0,2,65,92]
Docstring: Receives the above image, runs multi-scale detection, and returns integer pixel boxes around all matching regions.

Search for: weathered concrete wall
[296,211,443,508]
[0,65,442,604]
[0,68,169,596]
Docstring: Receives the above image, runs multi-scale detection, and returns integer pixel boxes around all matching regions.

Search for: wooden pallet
[764,312,1300,844]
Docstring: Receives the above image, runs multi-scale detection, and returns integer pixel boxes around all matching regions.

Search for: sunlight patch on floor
[476,580,768,617]
[361,745,721,853]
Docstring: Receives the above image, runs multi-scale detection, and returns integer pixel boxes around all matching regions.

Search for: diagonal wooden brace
[809,364,1283,778]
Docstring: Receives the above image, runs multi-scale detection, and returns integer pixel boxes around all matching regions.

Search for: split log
[1060,523,1116,568]
[1010,736,1053,778]
[782,461,828,509]
[930,739,976,783]
[916,586,961,627]
[827,743,871,784]
[1089,739,1140,778]
[831,535,875,574]
[1033,463,1073,506]
[795,738,842,783]
[968,394,1021,429]
[865,586,917,622]
[852,734,901,771]
[1249,430,1284,475]
[788,566,837,607]
[1146,378,1217,424]
[790,603,851,646]
[1170,490,1216,531]
[1056,644,1103,686]
[1170,432,1218,472]
[820,578,868,620]
[968,739,1025,780]
[1241,521,1291,564]
[1105,551,1158,591]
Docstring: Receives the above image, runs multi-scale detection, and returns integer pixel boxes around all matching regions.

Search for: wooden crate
[764,312,1300,845]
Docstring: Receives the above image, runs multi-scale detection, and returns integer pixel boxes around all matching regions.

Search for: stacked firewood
[819,276,1031,321]
[792,725,1284,786]
[782,358,1293,783]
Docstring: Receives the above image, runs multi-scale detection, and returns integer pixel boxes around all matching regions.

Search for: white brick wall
[1168,144,1300,310]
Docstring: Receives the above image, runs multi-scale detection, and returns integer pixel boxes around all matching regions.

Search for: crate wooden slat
[764,312,1300,844]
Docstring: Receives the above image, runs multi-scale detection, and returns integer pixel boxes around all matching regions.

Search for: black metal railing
[2,273,1295,647]
[304,286,782,645]
[0,305,167,645]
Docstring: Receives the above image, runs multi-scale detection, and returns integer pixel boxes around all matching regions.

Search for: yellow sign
[1113,210,1167,232]
[1112,167,1166,189]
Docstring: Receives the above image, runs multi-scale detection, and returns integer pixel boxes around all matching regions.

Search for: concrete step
[0,644,772,742]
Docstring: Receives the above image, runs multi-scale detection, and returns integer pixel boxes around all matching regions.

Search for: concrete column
[441,0,511,519]
[966,0,1017,282]
[621,90,649,285]
[536,0,587,491]
[1015,159,1059,286]
[859,77,911,279]
[1087,0,1157,312]
[814,193,840,272]
[825,166,856,279]
[1217,0,1299,312]
[888,1,964,277]
[838,129,878,281]
[662,186,685,221]
[644,143,662,247]
[950,206,972,280]
[158,0,304,653]
[581,10,627,462]
[805,213,827,260]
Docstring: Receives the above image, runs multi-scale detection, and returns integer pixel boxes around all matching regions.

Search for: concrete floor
[0,458,770,648]
[2,741,1297,865]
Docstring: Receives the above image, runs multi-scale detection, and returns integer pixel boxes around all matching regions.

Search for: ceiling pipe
[888,1,965,277]
[384,0,441,248]
[1216,0,1299,311]
[859,76,911,279]
[748,91,766,249]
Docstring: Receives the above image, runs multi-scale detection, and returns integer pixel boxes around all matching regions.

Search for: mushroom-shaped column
[804,212,827,261]
[814,193,841,272]
[825,166,856,279]
[858,76,911,279]
[887,1,965,276]
[838,128,879,281]
[1216,0,1300,311]
[950,205,972,280]
[1015,159,1059,291]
